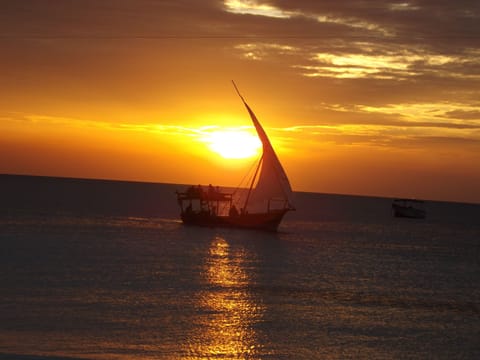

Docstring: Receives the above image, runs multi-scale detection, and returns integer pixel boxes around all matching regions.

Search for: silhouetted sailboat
[176,82,295,231]
[392,198,426,219]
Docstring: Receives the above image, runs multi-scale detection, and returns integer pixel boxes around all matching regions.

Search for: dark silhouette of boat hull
[181,209,289,232]
[392,199,426,219]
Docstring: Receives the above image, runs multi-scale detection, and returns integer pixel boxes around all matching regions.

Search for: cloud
[1,111,263,145]
[267,98,480,149]
[295,50,469,80]
[444,110,480,121]
[269,123,480,151]
[217,2,480,118]
[2,1,479,145]
[224,0,292,18]
[2,1,478,44]
[234,42,298,60]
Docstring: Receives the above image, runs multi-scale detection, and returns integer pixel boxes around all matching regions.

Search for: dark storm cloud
[0,0,224,37]
[2,1,475,41]
[2,1,478,48]
[271,0,480,44]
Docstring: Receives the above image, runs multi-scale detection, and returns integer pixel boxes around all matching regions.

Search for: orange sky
[1,1,480,203]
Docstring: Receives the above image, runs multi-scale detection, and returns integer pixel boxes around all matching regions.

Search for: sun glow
[203,129,262,159]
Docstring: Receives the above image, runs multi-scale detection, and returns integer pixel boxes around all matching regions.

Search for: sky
[1,0,480,204]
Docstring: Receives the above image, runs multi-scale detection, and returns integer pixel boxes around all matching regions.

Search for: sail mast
[232,80,246,105]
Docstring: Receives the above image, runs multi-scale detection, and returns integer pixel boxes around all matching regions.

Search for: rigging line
[243,154,263,212]
[233,155,261,194]
[231,155,261,208]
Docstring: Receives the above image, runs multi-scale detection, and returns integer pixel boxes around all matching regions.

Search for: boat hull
[181,209,289,232]
[392,203,426,219]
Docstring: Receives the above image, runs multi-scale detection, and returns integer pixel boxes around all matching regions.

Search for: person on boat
[229,204,239,217]
[208,184,215,199]
[186,185,197,197]
[196,185,205,199]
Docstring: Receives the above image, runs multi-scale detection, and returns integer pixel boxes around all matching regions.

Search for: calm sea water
[1,175,479,359]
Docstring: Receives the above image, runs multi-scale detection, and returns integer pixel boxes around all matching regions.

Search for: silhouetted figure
[208,184,215,198]
[229,204,239,217]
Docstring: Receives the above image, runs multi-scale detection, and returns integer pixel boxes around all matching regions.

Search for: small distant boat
[392,198,426,219]
[176,82,295,231]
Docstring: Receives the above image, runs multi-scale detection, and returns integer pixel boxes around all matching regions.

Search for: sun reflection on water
[187,236,265,358]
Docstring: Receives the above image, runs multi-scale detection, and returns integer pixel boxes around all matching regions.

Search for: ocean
[1,174,479,359]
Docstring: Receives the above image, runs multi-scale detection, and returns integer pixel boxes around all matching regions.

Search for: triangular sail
[233,82,295,212]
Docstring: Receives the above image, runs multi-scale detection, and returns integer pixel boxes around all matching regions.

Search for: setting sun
[203,129,262,159]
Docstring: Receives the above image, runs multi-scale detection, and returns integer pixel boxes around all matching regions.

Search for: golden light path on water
[187,236,267,358]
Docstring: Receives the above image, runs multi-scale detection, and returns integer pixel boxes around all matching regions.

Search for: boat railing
[176,186,232,202]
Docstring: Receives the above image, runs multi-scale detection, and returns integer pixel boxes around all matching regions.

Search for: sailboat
[176,82,295,231]
[392,198,426,219]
